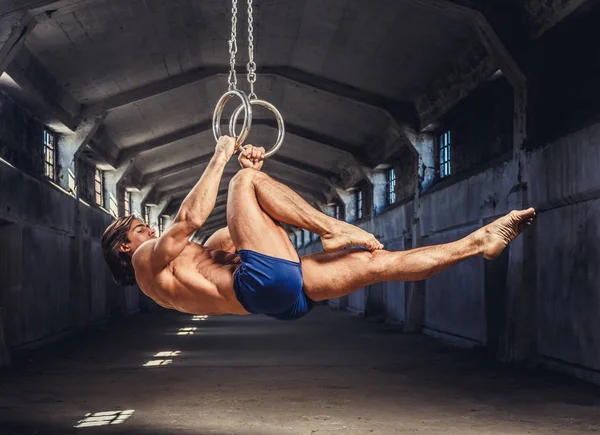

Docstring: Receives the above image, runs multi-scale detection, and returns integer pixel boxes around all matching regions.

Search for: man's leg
[226,169,382,260]
[301,209,536,301]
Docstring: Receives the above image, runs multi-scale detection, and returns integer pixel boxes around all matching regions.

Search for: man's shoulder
[132,239,159,270]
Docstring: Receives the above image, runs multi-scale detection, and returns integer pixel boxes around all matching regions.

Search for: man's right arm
[147,136,237,272]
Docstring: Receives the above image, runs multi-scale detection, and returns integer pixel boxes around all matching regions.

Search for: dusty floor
[0,307,599,435]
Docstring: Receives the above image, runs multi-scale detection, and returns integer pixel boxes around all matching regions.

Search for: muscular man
[102,136,536,320]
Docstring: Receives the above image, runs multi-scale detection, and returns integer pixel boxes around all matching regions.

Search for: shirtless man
[102,136,536,320]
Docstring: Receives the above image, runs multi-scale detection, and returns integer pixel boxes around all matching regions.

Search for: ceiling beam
[87,67,223,113]
[118,118,370,181]
[140,152,215,186]
[524,0,598,39]
[253,119,371,163]
[271,155,339,181]
[82,67,417,127]
[117,121,212,165]
[416,44,496,130]
[0,0,97,18]
[157,187,229,205]
[264,67,419,129]
[0,12,35,74]
[5,47,80,131]
[404,0,526,90]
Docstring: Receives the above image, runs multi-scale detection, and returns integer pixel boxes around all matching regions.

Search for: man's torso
[134,241,250,315]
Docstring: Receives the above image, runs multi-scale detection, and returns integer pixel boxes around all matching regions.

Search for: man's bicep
[150,220,195,270]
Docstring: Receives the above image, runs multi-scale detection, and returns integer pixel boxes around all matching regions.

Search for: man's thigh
[227,174,299,262]
[302,249,386,301]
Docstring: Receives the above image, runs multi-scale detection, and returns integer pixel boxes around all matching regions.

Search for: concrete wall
[0,92,142,355]
[297,23,600,383]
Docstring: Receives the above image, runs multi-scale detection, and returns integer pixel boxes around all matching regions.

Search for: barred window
[387,168,397,205]
[95,169,104,206]
[440,131,452,178]
[43,129,56,181]
[356,189,363,220]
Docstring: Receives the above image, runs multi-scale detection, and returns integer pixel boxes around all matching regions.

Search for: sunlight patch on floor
[177,327,197,335]
[75,410,135,428]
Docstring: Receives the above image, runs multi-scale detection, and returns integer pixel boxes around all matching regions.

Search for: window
[355,189,363,220]
[159,217,165,235]
[387,168,397,205]
[124,190,131,216]
[144,205,151,225]
[439,131,451,178]
[94,169,103,206]
[333,204,340,220]
[43,129,56,181]
[297,231,304,248]
[109,194,118,217]
[68,168,77,196]
[290,233,296,247]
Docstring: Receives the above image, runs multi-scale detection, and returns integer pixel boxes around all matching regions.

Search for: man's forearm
[176,151,228,229]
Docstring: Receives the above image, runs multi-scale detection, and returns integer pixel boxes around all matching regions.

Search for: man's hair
[101,215,137,287]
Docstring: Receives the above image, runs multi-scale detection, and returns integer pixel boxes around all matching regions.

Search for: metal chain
[228,0,239,91]
[246,0,257,99]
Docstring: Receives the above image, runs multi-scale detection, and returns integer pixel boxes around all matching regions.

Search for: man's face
[119,219,157,255]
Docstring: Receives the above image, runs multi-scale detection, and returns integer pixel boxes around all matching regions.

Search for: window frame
[355,189,364,220]
[124,190,131,216]
[43,129,57,181]
[94,168,104,206]
[144,205,151,226]
[387,167,397,206]
[439,130,452,179]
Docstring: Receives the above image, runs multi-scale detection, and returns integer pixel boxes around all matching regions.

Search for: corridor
[0,307,598,435]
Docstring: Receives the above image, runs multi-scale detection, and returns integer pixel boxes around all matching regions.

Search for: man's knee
[230,168,257,189]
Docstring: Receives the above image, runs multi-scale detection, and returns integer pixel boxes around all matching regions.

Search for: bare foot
[321,222,384,252]
[475,208,536,260]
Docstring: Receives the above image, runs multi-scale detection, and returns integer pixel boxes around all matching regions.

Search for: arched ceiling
[0,0,590,237]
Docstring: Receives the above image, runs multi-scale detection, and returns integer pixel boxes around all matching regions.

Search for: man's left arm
[201,145,266,254]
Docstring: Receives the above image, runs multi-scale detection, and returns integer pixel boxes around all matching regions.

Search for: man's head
[101,216,157,286]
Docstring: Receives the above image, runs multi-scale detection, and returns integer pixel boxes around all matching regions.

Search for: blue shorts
[233,250,315,321]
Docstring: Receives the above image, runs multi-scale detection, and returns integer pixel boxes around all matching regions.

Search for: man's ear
[119,243,131,254]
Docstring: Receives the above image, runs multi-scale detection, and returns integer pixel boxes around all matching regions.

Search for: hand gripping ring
[212,90,252,147]
[229,99,285,158]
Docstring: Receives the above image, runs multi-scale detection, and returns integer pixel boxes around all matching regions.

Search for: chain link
[228,0,239,91]
[246,0,257,99]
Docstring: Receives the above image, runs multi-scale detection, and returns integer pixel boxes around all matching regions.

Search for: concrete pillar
[0,11,35,75]
[104,166,128,216]
[402,132,435,332]
[368,169,388,215]
[57,118,101,193]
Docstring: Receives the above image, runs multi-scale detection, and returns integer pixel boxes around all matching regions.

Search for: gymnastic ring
[229,99,285,158]
[212,90,252,147]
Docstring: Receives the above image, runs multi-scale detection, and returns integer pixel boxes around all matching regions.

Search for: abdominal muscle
[139,242,250,316]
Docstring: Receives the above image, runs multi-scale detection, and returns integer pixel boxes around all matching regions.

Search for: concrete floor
[0,307,599,435]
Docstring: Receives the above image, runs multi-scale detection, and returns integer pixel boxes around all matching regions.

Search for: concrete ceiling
[0,0,590,236]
